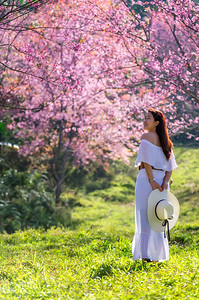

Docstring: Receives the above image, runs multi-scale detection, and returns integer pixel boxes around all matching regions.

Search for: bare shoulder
[141,132,159,145]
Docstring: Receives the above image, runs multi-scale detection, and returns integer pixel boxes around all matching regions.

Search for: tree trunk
[55,180,62,206]
[55,150,68,205]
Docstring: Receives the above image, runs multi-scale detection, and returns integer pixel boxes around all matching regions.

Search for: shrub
[0,169,71,233]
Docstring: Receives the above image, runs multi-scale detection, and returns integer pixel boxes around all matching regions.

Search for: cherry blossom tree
[6,0,140,203]
[106,0,199,134]
[86,0,199,135]
[119,0,198,135]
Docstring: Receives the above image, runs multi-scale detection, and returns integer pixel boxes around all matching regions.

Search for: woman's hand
[161,181,169,191]
[151,180,162,191]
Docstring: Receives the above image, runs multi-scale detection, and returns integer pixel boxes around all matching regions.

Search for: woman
[132,108,177,262]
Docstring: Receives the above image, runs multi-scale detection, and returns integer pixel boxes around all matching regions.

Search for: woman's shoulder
[141,132,160,146]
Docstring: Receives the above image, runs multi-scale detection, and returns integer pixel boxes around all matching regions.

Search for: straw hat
[148,189,180,233]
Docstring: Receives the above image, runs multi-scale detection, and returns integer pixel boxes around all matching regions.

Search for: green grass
[0,146,198,299]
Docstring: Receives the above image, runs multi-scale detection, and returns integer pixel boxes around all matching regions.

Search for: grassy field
[0,146,198,299]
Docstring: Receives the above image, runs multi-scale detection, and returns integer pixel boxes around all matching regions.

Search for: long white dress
[132,139,177,262]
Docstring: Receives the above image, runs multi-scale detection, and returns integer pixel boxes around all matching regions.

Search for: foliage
[0,146,198,298]
[0,169,71,233]
[0,121,6,138]
[82,165,114,193]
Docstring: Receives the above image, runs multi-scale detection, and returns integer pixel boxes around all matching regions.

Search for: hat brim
[148,189,180,232]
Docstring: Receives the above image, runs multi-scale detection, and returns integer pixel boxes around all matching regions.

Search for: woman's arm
[161,171,172,191]
[143,162,162,191]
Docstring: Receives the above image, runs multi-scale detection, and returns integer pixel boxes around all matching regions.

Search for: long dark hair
[148,108,173,160]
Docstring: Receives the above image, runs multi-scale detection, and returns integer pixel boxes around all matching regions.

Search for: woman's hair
[148,108,173,159]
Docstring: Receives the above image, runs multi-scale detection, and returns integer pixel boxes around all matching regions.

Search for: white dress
[132,139,177,262]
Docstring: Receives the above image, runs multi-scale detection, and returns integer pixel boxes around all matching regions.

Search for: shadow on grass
[186,225,199,231]
[176,189,199,205]
[171,224,199,247]
[90,259,165,279]
[90,262,114,279]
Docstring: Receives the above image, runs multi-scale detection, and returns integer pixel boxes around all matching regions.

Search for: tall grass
[0,146,198,299]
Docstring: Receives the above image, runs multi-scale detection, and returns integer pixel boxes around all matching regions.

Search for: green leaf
[0,122,6,135]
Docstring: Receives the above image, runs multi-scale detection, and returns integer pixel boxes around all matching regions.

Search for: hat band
[155,200,165,221]
[155,200,172,241]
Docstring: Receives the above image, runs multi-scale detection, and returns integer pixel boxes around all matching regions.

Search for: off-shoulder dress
[132,139,177,262]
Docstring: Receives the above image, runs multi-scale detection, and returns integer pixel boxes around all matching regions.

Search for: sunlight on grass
[0,146,198,299]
